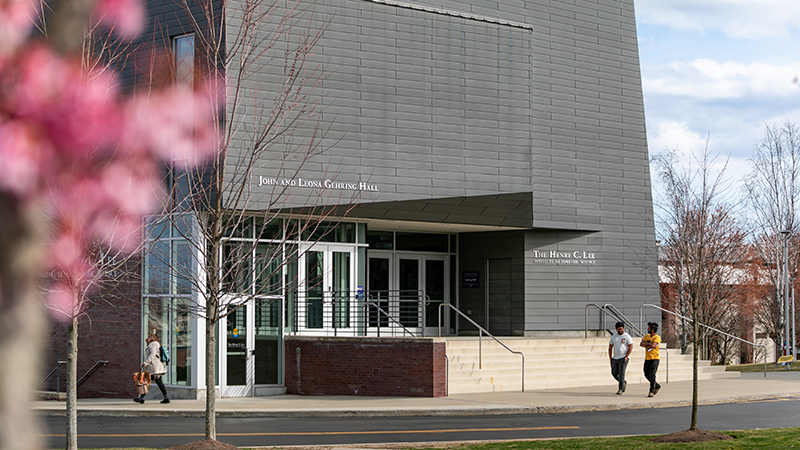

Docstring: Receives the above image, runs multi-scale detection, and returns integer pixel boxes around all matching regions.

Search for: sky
[634,0,800,199]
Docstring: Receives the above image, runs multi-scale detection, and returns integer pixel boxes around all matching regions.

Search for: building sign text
[257,176,379,192]
[532,249,597,265]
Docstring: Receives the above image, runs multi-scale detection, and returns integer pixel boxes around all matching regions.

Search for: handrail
[586,303,670,382]
[77,360,109,387]
[603,303,644,337]
[585,304,643,337]
[444,355,449,397]
[363,299,420,338]
[639,304,767,377]
[37,360,67,391]
[438,303,525,392]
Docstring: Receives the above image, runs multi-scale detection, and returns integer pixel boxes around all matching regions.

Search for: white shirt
[609,332,633,360]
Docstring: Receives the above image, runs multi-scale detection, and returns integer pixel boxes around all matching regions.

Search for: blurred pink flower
[0,120,48,197]
[101,160,162,216]
[0,0,39,63]
[48,282,78,321]
[125,83,220,169]
[10,48,122,156]
[0,4,221,322]
[94,0,144,39]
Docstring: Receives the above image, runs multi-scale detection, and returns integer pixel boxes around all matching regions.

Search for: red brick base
[284,336,447,397]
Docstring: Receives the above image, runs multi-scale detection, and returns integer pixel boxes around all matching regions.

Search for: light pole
[781,230,791,357]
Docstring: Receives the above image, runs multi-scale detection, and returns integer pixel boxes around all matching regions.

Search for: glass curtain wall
[220,217,287,386]
[143,214,196,386]
[144,215,360,389]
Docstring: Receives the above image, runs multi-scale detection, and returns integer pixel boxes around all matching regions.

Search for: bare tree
[141,0,360,441]
[45,239,140,450]
[654,144,748,431]
[45,22,144,450]
[743,120,800,356]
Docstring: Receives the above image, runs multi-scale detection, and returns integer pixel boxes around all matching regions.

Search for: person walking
[135,333,170,404]
[608,321,633,395]
[640,322,662,397]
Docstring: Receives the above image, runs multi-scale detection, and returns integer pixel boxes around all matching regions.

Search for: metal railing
[362,299,420,338]
[438,303,525,392]
[77,361,109,387]
[289,289,434,337]
[37,361,67,391]
[586,303,670,383]
[39,360,110,393]
[639,304,768,377]
[585,303,643,338]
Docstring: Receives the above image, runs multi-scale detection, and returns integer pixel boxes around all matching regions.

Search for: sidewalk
[33,372,800,418]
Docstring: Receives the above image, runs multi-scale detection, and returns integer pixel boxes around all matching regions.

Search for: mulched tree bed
[169,439,239,450]
[651,429,733,443]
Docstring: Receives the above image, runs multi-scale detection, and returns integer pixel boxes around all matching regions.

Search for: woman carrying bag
[134,333,170,404]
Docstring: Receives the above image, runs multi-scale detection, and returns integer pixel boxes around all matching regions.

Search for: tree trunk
[690,310,699,430]
[0,195,45,450]
[66,318,78,450]
[205,312,216,440]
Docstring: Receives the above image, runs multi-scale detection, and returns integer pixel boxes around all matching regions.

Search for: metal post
[479,328,482,370]
[782,230,791,356]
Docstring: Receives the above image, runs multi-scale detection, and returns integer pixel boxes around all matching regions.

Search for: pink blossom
[0,0,39,63]
[124,83,220,169]
[10,48,122,156]
[100,160,162,216]
[0,2,221,322]
[94,0,144,39]
[0,120,47,197]
[48,282,78,321]
[90,212,144,252]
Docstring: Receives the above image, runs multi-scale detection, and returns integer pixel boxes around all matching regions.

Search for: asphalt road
[40,397,800,449]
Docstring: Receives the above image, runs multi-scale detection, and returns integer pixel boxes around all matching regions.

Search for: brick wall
[42,261,141,399]
[284,337,447,397]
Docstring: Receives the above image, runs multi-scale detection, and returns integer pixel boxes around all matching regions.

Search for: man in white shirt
[608,321,633,395]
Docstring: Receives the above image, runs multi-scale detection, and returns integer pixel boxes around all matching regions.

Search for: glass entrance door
[367,252,448,335]
[222,299,251,397]
[298,243,356,335]
[220,296,282,397]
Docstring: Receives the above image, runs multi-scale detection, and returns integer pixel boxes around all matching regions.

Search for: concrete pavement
[33,372,800,418]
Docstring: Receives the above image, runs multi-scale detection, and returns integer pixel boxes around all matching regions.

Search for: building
[44,0,659,399]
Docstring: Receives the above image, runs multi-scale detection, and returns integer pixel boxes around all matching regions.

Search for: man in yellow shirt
[640,322,662,397]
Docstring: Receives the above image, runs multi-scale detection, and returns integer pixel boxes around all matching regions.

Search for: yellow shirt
[642,334,661,360]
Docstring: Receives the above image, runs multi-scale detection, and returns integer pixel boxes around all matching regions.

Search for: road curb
[34,392,800,419]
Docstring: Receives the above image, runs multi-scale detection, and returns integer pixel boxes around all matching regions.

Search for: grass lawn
[393,428,800,450]
[94,428,800,450]
[726,362,800,373]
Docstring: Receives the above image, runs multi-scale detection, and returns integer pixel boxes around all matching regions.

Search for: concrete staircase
[445,336,739,394]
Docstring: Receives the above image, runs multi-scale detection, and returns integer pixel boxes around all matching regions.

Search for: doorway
[220,296,282,397]
[296,243,357,335]
[367,252,448,335]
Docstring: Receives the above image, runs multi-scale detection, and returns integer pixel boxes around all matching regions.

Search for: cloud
[648,119,751,206]
[642,59,800,100]
[648,120,708,155]
[636,0,800,40]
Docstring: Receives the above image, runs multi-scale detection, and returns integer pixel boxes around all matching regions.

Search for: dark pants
[610,358,628,390]
[643,359,661,393]
[153,375,168,398]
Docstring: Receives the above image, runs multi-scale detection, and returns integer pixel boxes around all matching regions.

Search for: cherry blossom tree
[0,0,219,448]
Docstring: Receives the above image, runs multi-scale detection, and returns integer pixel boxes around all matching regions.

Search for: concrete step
[443,337,736,394]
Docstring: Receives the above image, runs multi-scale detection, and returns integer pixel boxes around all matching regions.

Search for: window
[173,34,194,86]
[143,214,197,386]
